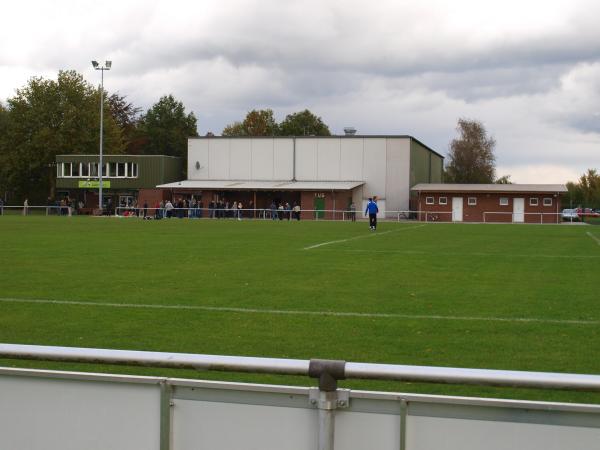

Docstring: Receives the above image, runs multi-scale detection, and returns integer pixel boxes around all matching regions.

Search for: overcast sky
[1,0,599,183]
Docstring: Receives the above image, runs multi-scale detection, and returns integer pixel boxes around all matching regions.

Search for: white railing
[483,212,563,224]
[0,205,70,216]
[1,344,600,450]
[0,205,587,224]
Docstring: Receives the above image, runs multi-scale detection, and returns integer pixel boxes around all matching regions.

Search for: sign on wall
[78,180,111,188]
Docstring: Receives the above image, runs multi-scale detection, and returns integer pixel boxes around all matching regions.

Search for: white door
[513,198,525,223]
[452,197,463,222]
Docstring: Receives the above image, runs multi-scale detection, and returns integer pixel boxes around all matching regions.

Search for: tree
[137,95,198,158]
[495,175,512,184]
[108,93,142,153]
[222,121,247,137]
[0,103,9,198]
[278,109,331,136]
[222,109,278,136]
[2,70,123,202]
[445,118,496,183]
[575,169,600,208]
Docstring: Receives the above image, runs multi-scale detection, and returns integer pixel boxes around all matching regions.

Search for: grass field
[1,216,600,403]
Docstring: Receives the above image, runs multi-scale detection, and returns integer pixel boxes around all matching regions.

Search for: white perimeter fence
[0,204,587,223]
[1,344,600,450]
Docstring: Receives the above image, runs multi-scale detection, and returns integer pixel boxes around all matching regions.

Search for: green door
[314,197,325,219]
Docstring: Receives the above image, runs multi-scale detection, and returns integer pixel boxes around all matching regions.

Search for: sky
[1,0,599,183]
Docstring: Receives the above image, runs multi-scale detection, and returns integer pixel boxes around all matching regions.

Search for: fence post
[308,359,348,450]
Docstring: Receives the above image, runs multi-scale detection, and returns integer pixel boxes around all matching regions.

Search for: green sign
[78,180,111,188]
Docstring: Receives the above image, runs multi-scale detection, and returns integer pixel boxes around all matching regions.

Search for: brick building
[411,184,567,223]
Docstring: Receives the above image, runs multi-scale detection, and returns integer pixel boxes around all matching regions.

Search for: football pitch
[1,216,600,403]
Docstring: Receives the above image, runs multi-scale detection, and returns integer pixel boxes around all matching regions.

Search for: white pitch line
[303,224,427,250]
[586,231,600,246]
[0,297,597,326]
[325,249,600,259]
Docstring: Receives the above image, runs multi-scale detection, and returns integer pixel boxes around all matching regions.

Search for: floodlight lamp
[91,60,99,68]
[105,61,112,69]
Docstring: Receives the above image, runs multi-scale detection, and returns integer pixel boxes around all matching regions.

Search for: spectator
[270,201,278,220]
[23,198,29,216]
[350,202,356,222]
[237,201,243,220]
[293,203,301,221]
[143,200,148,219]
[198,200,204,218]
[278,203,284,221]
[165,200,174,218]
[285,202,291,220]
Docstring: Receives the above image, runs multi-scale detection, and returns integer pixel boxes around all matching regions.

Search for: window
[117,162,126,177]
[439,197,447,205]
[108,162,117,177]
[499,197,509,206]
[126,162,138,178]
[72,162,80,177]
[81,163,89,177]
[101,163,107,177]
[529,197,538,206]
[543,197,553,206]
[90,163,98,177]
[468,197,477,206]
[63,162,72,177]
[425,196,434,205]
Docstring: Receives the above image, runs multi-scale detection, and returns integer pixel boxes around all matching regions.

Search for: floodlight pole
[92,60,111,214]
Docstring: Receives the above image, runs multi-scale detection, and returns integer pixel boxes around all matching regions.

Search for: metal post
[308,359,348,450]
[92,60,111,214]
[399,398,408,450]
[159,380,172,450]
[99,68,104,214]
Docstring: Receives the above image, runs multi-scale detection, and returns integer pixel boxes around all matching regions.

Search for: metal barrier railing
[0,205,583,224]
[483,211,563,224]
[1,343,600,450]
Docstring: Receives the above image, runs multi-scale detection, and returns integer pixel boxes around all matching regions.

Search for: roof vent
[344,127,357,136]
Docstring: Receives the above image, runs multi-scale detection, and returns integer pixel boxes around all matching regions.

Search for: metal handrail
[2,343,600,392]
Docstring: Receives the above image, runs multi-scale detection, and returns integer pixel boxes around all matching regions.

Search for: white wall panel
[295,139,318,181]
[172,399,315,450]
[385,138,411,211]
[407,416,600,450]
[250,139,274,180]
[0,376,160,450]
[361,138,387,199]
[273,139,294,180]
[229,139,252,180]
[340,139,364,180]
[316,139,341,180]
[335,410,399,450]
[208,140,230,180]
[188,139,209,180]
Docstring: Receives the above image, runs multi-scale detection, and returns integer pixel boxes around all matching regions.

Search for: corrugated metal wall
[55,155,182,189]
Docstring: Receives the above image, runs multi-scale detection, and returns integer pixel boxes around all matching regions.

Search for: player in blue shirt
[365,197,379,231]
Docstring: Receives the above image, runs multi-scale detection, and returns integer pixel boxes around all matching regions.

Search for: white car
[561,209,579,221]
